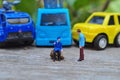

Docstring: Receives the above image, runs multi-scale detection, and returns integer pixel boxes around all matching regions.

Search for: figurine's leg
[58,51,61,61]
[53,51,56,62]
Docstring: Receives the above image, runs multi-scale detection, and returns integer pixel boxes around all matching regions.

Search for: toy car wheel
[94,35,107,50]
[114,33,120,47]
[73,39,79,45]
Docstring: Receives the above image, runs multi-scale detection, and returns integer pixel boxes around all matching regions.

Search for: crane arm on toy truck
[44,0,63,9]
[3,0,21,10]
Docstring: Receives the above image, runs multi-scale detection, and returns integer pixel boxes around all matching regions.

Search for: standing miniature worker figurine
[77,29,85,61]
[53,37,63,62]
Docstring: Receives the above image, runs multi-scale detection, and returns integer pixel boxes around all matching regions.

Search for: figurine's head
[57,36,61,42]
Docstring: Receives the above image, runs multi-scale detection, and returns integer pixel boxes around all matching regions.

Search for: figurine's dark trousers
[53,50,61,61]
[79,47,84,60]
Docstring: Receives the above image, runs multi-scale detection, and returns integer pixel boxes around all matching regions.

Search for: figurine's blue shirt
[79,33,85,47]
[54,41,62,51]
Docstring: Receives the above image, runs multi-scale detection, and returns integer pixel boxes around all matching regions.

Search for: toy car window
[40,13,67,26]
[7,18,29,24]
[108,16,115,25]
[89,16,104,24]
[7,18,19,24]
[118,16,120,24]
[19,18,29,24]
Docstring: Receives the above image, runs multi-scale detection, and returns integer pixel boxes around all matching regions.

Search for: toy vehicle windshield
[7,18,29,24]
[88,16,105,25]
[40,13,67,26]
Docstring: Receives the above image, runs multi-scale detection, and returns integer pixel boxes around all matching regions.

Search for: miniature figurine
[53,37,63,61]
[77,29,85,61]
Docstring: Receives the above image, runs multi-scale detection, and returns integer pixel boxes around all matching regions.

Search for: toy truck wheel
[114,33,120,47]
[94,35,107,50]
[0,43,5,47]
[24,40,34,45]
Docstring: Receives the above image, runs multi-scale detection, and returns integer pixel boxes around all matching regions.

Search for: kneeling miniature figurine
[51,37,64,62]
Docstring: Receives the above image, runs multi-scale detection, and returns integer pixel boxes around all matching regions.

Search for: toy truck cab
[35,0,72,46]
[0,9,35,46]
[72,12,120,50]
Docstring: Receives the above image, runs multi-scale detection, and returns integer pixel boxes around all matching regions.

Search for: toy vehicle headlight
[20,18,29,24]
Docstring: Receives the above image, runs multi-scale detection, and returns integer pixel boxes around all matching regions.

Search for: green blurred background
[0,0,120,27]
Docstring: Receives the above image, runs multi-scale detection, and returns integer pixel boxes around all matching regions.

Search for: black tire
[24,40,34,45]
[114,33,120,47]
[94,35,107,50]
[73,39,79,45]
[0,42,5,48]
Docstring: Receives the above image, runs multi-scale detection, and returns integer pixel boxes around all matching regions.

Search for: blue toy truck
[0,0,35,46]
[35,0,72,46]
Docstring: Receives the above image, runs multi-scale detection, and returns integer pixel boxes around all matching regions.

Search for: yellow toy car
[72,12,120,50]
